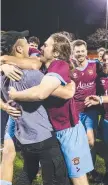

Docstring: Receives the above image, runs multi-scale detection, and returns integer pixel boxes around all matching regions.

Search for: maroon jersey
[29,47,41,56]
[97,72,108,120]
[71,61,98,113]
[45,59,79,131]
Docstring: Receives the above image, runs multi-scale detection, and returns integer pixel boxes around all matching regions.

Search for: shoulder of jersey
[88,59,97,63]
[53,59,67,64]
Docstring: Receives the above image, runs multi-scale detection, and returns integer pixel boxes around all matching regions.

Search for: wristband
[99,96,103,105]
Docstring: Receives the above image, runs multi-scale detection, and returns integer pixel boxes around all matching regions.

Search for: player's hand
[1,64,23,81]
[84,95,100,107]
[5,100,21,119]
[8,87,18,100]
[0,56,5,65]
[0,55,10,65]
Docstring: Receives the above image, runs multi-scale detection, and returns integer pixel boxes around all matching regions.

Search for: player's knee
[3,149,16,164]
[72,174,89,185]
[2,141,16,163]
[3,147,16,161]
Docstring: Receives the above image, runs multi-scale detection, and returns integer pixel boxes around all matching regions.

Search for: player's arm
[0,98,7,110]
[52,80,75,99]
[84,95,108,107]
[0,98,21,118]
[8,76,61,101]
[1,64,23,81]
[102,96,108,103]
[0,55,42,70]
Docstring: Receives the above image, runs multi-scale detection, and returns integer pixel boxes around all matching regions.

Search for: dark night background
[1,0,106,44]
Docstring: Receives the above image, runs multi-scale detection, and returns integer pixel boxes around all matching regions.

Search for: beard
[77,56,86,63]
[40,55,47,63]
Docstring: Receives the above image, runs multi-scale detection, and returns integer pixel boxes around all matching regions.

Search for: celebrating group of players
[0,30,108,185]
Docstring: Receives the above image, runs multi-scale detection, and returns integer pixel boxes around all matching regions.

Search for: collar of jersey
[76,60,89,71]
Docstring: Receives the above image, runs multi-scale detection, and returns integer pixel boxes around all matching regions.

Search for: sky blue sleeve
[46,72,67,86]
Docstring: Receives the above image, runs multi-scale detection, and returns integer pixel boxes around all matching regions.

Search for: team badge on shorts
[72,157,80,172]
[72,157,80,165]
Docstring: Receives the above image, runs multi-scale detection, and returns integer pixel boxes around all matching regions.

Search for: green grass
[13,140,108,185]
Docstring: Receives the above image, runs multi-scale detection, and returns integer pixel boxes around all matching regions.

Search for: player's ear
[16,45,23,54]
[53,51,59,58]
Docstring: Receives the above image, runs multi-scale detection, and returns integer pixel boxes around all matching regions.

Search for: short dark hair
[102,50,108,60]
[28,36,40,45]
[97,47,106,53]
[1,30,29,55]
[72,39,87,50]
[51,33,71,62]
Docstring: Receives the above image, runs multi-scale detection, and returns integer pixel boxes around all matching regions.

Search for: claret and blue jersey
[71,60,100,130]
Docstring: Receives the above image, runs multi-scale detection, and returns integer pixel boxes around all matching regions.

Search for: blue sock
[0,180,12,185]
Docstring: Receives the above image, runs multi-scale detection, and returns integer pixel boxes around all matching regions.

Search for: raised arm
[0,55,42,70]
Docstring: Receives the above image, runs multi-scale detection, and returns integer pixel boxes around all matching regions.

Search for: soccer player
[96,47,106,65]
[28,36,40,49]
[85,51,108,184]
[28,36,41,57]
[70,40,101,181]
[71,40,99,146]
[1,31,73,185]
[8,33,93,185]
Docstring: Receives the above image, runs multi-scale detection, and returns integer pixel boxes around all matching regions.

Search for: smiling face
[73,44,87,64]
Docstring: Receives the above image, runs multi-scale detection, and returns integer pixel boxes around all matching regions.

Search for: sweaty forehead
[74,44,86,51]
